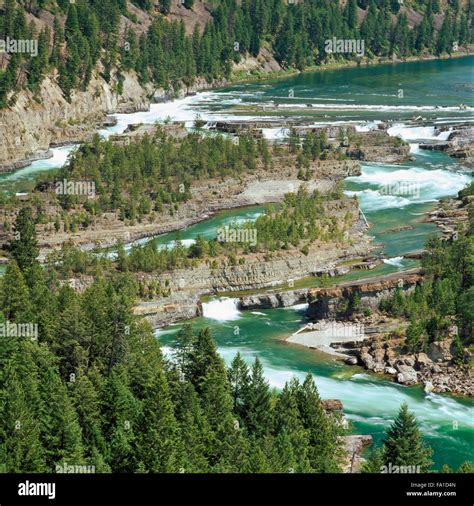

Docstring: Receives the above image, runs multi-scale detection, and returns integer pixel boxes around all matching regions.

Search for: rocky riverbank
[287,311,473,397]
[131,220,375,327]
[208,121,412,164]
[419,125,474,168]
[427,193,473,240]
[4,45,451,174]
[259,265,473,397]
[348,331,473,397]
[3,115,413,259]
[320,399,372,473]
[291,302,473,397]
[11,153,362,258]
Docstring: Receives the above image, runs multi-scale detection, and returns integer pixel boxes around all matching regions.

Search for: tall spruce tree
[10,207,39,272]
[382,403,433,471]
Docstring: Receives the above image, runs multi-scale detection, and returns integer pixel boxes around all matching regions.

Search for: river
[2,57,473,469]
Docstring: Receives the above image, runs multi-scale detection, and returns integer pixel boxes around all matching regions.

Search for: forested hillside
[379,184,474,356]
[0,210,348,472]
[0,0,472,108]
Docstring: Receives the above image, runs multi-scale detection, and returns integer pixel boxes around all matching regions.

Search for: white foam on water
[112,90,283,128]
[284,303,309,312]
[261,127,290,140]
[387,124,453,141]
[158,340,473,437]
[351,373,374,380]
[250,311,267,316]
[355,121,381,132]
[225,213,264,226]
[160,346,174,358]
[383,256,405,268]
[349,165,471,208]
[155,328,180,337]
[28,145,76,170]
[346,189,411,211]
[202,297,241,321]
[347,414,390,426]
[157,238,196,251]
[409,143,421,154]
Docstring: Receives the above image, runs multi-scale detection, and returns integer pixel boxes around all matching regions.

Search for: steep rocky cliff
[0,68,234,173]
[0,70,152,172]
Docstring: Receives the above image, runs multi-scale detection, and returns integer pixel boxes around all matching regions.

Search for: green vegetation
[363,403,432,472]
[28,129,270,230]
[121,185,351,273]
[379,211,473,360]
[2,126,355,272]
[363,402,473,473]
[34,181,351,278]
[1,0,472,107]
[382,403,433,471]
[0,211,347,472]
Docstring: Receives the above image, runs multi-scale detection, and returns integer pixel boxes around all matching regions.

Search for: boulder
[396,365,418,385]
[374,348,385,363]
[372,361,386,373]
[385,348,397,363]
[402,356,415,367]
[345,356,358,366]
[423,381,434,394]
[321,399,344,412]
[360,351,375,370]
[431,364,442,374]
[428,339,453,362]
[415,352,432,369]
[385,367,397,375]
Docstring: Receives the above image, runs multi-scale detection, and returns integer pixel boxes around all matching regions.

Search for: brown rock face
[428,339,453,363]
[321,399,344,412]
[0,71,153,173]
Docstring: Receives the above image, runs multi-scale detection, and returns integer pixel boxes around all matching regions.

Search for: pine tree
[128,336,181,472]
[187,327,225,391]
[382,403,433,471]
[297,374,344,472]
[70,369,109,469]
[0,261,31,321]
[10,207,39,272]
[244,358,272,437]
[0,362,46,472]
[405,318,424,352]
[101,366,140,472]
[362,447,384,473]
[273,379,311,472]
[228,352,250,421]
[168,377,211,472]
[65,3,79,41]
[345,0,358,31]
[160,0,171,15]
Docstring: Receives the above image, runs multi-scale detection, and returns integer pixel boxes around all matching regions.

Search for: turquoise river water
[2,57,473,469]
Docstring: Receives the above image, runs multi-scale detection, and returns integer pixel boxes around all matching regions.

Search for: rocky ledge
[419,125,474,167]
[347,332,473,397]
[321,399,373,473]
[427,194,472,239]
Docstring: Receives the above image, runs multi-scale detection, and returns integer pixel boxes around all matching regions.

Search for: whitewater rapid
[163,301,474,436]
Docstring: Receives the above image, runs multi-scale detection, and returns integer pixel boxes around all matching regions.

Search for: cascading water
[201,298,241,321]
[3,57,473,468]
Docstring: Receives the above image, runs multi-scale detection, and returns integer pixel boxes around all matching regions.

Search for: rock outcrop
[306,269,423,320]
[419,125,474,167]
[343,435,373,473]
[0,70,155,173]
[349,332,473,396]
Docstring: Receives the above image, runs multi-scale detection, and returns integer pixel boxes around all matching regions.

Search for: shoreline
[2,52,473,175]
